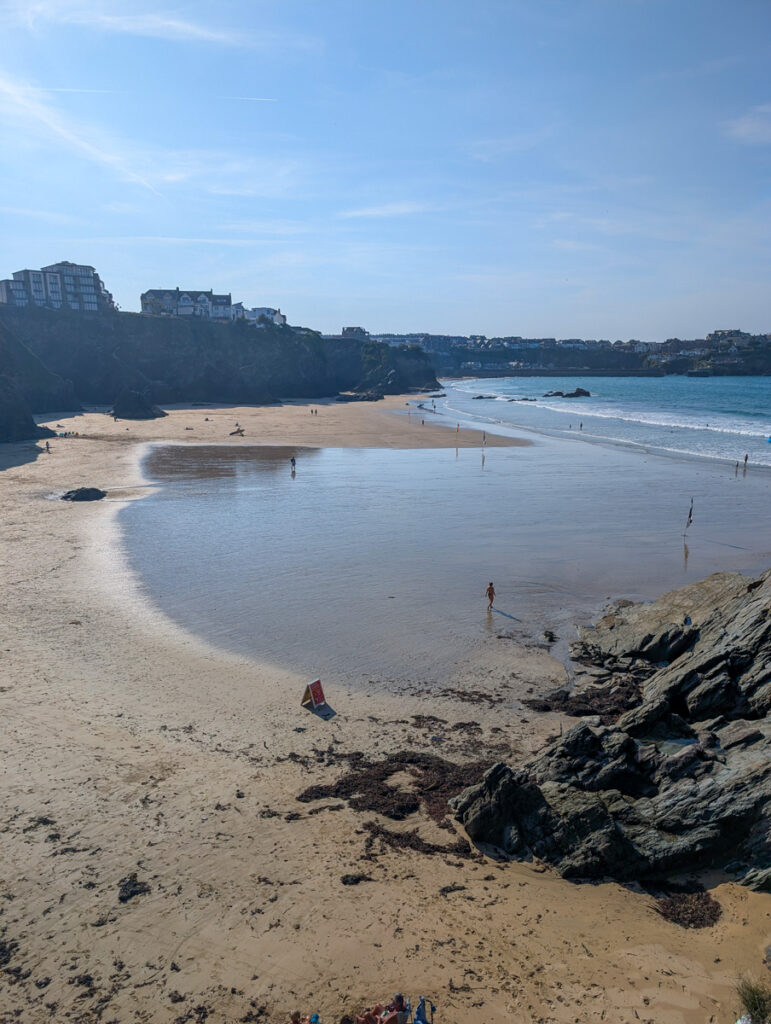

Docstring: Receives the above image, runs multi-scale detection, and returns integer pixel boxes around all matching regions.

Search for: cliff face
[0,319,78,412]
[0,308,438,407]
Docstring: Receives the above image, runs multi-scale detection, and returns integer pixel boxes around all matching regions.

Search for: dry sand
[0,397,767,1024]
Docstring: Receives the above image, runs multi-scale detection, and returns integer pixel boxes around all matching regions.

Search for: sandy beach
[1,396,768,1024]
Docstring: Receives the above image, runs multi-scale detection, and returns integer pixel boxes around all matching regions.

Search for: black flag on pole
[684,497,694,534]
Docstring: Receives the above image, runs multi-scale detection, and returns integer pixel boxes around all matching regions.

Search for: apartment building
[0,261,115,312]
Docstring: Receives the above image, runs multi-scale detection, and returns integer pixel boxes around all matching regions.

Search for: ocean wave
[448,380,771,438]
[530,401,771,438]
[440,383,771,466]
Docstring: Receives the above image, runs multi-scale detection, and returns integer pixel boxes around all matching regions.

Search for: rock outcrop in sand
[0,377,57,443]
[452,570,771,889]
[110,388,167,420]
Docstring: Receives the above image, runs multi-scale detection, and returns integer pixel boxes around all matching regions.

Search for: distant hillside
[0,308,438,411]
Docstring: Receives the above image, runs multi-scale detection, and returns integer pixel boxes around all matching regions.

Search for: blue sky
[0,0,769,340]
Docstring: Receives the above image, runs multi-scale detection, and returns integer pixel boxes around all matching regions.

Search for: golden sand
[0,397,765,1024]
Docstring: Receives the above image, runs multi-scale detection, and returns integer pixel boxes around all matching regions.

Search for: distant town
[1,259,770,376]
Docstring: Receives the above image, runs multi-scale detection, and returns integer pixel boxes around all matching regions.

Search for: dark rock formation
[110,389,167,420]
[61,487,107,501]
[0,377,43,442]
[0,320,76,441]
[452,570,771,888]
[543,387,591,398]
[334,391,383,403]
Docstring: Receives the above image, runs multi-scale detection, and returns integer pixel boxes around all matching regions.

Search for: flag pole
[683,497,694,537]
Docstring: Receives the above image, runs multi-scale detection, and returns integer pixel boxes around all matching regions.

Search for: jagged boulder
[110,389,167,420]
[452,570,771,888]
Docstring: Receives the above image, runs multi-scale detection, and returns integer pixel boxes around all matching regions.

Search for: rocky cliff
[0,319,77,412]
[0,308,438,409]
[0,377,54,442]
[451,570,771,889]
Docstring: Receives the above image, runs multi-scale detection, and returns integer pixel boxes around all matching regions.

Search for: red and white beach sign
[301,679,326,709]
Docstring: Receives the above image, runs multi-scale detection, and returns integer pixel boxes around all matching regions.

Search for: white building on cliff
[0,261,115,312]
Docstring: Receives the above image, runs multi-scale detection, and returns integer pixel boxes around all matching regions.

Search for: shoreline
[2,397,769,1024]
[436,376,771,470]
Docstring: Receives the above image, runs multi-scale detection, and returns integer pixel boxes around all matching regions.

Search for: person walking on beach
[290,456,296,470]
[486,581,496,610]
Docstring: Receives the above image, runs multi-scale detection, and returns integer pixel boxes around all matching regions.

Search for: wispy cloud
[469,128,554,162]
[0,69,159,191]
[339,201,434,219]
[7,1,318,50]
[725,103,771,144]
[47,87,119,93]
[151,150,304,197]
[0,70,303,197]
[72,235,283,247]
[0,204,76,223]
[223,219,311,235]
[552,238,601,252]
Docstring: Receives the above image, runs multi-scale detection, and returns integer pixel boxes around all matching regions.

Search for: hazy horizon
[1,0,770,342]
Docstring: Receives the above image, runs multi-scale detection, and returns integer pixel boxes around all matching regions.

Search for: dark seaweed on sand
[655,891,722,929]
[296,750,493,823]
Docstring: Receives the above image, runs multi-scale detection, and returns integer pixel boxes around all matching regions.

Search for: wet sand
[1,396,768,1024]
[123,437,771,689]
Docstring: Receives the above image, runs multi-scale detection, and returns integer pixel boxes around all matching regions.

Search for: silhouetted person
[486,581,496,610]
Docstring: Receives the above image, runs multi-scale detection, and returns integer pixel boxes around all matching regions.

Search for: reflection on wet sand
[146,444,321,480]
[122,441,771,689]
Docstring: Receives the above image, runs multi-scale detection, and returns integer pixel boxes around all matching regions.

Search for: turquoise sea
[436,375,771,466]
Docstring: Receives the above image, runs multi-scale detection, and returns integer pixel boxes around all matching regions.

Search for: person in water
[486,581,496,609]
[290,457,296,470]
